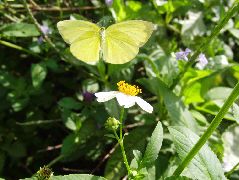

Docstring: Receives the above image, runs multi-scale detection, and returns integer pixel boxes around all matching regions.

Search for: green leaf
[165,176,192,180]
[139,78,198,132]
[168,126,226,180]
[139,121,163,169]
[133,150,143,165]
[180,11,206,45]
[0,23,40,37]
[104,99,120,119]
[112,0,127,22]
[20,174,106,180]
[60,119,96,158]
[231,103,239,124]
[182,69,214,104]
[222,125,239,172]
[51,174,106,180]
[31,63,47,88]
[104,126,151,180]
[62,110,82,131]
[205,87,233,101]
[104,134,116,139]
[58,97,82,110]
[229,28,239,39]
[60,133,79,158]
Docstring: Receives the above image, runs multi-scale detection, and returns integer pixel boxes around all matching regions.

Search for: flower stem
[170,0,239,90]
[173,81,239,176]
[114,107,131,175]
[119,107,124,139]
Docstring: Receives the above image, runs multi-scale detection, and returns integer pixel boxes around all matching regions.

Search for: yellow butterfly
[57,20,155,64]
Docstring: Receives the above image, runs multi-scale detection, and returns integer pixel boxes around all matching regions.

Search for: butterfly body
[57,20,155,64]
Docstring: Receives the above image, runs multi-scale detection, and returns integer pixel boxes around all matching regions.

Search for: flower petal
[135,97,153,113]
[94,91,117,102]
[115,92,136,108]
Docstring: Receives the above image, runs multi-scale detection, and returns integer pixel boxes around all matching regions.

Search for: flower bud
[36,166,53,180]
[105,117,120,131]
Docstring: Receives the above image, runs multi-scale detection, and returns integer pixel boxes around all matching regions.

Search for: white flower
[95,81,153,113]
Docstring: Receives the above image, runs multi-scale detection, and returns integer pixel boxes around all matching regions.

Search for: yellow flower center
[117,81,142,96]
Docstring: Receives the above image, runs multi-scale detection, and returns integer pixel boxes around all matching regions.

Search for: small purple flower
[105,0,113,6]
[175,48,191,61]
[196,53,208,69]
[38,24,50,44]
[40,25,50,35]
[83,92,95,103]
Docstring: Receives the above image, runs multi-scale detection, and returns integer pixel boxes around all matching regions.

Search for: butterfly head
[100,27,105,40]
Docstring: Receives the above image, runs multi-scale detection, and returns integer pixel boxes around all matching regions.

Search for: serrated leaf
[222,125,239,172]
[139,121,163,169]
[168,126,226,180]
[133,150,143,164]
[51,174,106,180]
[165,175,192,180]
[31,63,47,88]
[231,103,239,124]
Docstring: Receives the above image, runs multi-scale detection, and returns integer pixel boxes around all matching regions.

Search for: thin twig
[37,144,62,153]
[47,155,64,167]
[22,0,61,55]
[62,167,90,173]
[91,143,119,174]
[7,3,101,11]
[31,5,101,12]
[124,122,144,129]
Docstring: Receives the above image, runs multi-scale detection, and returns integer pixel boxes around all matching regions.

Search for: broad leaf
[222,125,239,172]
[0,23,40,37]
[51,174,106,180]
[140,121,163,169]
[165,176,192,180]
[31,63,47,88]
[58,97,82,110]
[168,126,226,180]
[20,174,106,180]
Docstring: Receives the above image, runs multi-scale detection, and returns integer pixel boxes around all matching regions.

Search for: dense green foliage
[0,0,239,179]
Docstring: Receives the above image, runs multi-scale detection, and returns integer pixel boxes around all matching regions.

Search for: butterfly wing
[57,20,101,63]
[103,20,155,64]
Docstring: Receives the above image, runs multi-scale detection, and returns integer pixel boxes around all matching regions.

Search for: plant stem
[47,155,64,167]
[170,0,239,90]
[119,107,125,139]
[114,107,131,175]
[225,162,239,178]
[0,39,41,59]
[173,81,239,176]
